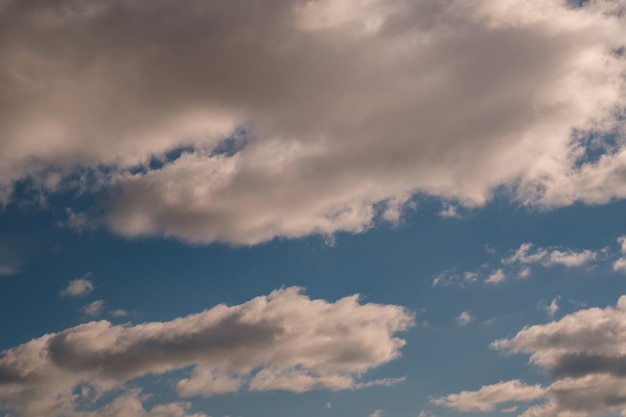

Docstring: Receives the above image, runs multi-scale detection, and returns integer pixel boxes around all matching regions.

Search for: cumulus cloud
[0,287,412,417]
[60,274,94,297]
[81,300,104,317]
[109,308,128,318]
[455,312,474,327]
[503,243,597,268]
[613,236,626,272]
[432,380,545,412]
[485,269,506,285]
[0,0,625,243]
[538,297,560,318]
[435,295,626,417]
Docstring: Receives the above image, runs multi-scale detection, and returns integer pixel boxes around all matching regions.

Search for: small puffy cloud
[538,297,560,318]
[60,274,94,297]
[518,267,532,279]
[614,258,626,272]
[0,287,412,417]
[109,308,128,318]
[485,269,506,285]
[504,243,597,268]
[437,295,626,417]
[432,270,478,288]
[369,410,383,417]
[439,203,461,219]
[613,236,626,272]
[326,402,332,409]
[455,312,474,327]
[80,300,104,317]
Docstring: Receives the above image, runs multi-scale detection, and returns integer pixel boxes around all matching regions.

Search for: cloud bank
[0,287,412,417]
[0,0,625,243]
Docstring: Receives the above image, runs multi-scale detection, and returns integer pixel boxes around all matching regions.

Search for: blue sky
[2,1,626,417]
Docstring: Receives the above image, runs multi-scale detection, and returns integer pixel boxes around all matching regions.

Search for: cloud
[485,269,506,285]
[538,296,560,317]
[432,270,479,288]
[109,308,128,318]
[432,380,545,412]
[438,203,461,219]
[0,287,412,417]
[455,312,474,327]
[436,295,626,417]
[613,236,626,272]
[503,243,597,268]
[518,267,532,279]
[369,410,383,417]
[0,0,625,243]
[81,300,104,317]
[60,274,94,297]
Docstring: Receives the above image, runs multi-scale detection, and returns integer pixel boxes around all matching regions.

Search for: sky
[1,0,626,417]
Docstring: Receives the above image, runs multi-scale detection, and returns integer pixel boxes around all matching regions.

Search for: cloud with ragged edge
[432,241,603,287]
[434,295,626,417]
[60,273,95,297]
[0,0,625,244]
[0,287,412,417]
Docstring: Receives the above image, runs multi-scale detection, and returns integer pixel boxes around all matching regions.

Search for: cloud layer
[1,0,625,243]
[0,287,412,417]
[435,295,626,417]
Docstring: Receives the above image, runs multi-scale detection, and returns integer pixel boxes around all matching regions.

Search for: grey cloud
[550,353,626,380]
[0,287,412,417]
[0,0,625,243]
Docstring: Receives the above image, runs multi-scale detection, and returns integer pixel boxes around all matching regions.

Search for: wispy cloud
[60,273,94,297]
[455,311,475,327]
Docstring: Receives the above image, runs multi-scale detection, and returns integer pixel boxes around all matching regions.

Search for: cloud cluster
[504,243,598,269]
[613,236,626,272]
[433,241,599,287]
[0,287,412,417]
[1,0,625,243]
[435,295,626,417]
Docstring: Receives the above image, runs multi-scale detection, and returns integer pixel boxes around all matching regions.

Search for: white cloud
[432,270,478,288]
[81,300,104,317]
[438,203,461,219]
[485,269,506,285]
[0,287,412,417]
[613,236,626,272]
[0,0,624,243]
[109,308,128,318]
[369,409,383,417]
[60,274,94,297]
[614,258,626,272]
[538,296,560,318]
[504,243,597,268]
[437,295,626,417]
[455,312,474,327]
[432,380,545,412]
[518,267,532,279]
